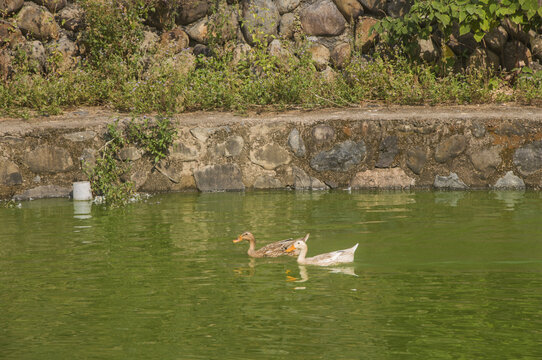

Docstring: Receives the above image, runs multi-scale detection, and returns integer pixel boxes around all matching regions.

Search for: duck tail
[303,233,310,242]
[351,243,359,252]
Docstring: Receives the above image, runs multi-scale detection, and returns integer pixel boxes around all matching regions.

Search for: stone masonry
[1,106,542,200]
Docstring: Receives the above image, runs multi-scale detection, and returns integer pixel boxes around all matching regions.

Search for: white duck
[286,238,359,266]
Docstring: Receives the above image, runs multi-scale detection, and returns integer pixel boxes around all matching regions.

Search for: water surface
[1,191,542,359]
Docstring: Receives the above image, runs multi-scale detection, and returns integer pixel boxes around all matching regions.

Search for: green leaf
[488,3,498,14]
[521,0,538,11]
[459,24,471,35]
[465,4,477,14]
[435,13,451,26]
[473,32,485,42]
[432,1,445,12]
[480,19,490,32]
[511,14,525,24]
[459,10,467,23]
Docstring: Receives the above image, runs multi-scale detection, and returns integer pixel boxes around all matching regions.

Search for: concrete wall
[1,107,542,200]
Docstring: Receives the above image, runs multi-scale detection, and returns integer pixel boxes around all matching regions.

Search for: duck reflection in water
[233,258,256,277]
[286,265,358,282]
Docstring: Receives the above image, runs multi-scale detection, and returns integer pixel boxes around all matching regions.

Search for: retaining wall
[2,106,542,200]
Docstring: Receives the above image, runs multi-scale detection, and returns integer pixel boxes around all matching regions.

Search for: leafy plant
[1,200,18,208]
[126,115,177,164]
[373,0,542,55]
[84,116,177,207]
[78,0,149,70]
[85,121,134,207]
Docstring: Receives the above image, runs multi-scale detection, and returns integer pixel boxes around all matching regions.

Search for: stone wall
[1,107,542,200]
[2,0,542,81]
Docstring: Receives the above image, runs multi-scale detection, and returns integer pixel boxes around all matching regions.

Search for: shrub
[374,0,542,56]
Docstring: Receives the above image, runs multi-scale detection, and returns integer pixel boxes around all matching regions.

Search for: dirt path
[2,105,542,136]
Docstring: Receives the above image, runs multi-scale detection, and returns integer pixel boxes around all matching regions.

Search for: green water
[1,191,542,359]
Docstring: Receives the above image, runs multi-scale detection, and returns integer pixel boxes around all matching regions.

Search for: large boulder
[292,166,328,190]
[447,24,477,56]
[418,38,438,63]
[467,48,500,71]
[300,0,346,37]
[350,168,415,189]
[287,128,306,157]
[470,148,501,179]
[406,148,426,175]
[513,140,542,176]
[0,157,22,185]
[193,164,245,191]
[34,0,66,13]
[484,25,508,54]
[358,0,386,14]
[308,42,330,71]
[24,145,74,174]
[17,2,59,41]
[279,12,296,39]
[375,135,398,168]
[331,42,351,69]
[232,42,252,66]
[159,27,190,54]
[57,3,84,31]
[250,143,291,170]
[312,124,335,144]
[268,39,295,68]
[176,0,210,25]
[241,0,280,46]
[0,0,23,16]
[253,175,283,189]
[493,171,525,190]
[170,142,199,161]
[531,33,542,62]
[46,35,78,73]
[0,20,25,49]
[276,0,301,14]
[355,16,379,52]
[434,135,467,163]
[117,147,142,162]
[207,4,238,44]
[19,40,47,73]
[13,185,71,201]
[503,40,532,71]
[213,136,244,158]
[333,0,363,22]
[433,172,468,190]
[501,17,529,44]
[310,140,366,172]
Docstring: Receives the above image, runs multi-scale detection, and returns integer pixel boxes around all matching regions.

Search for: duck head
[233,231,255,243]
[286,238,308,253]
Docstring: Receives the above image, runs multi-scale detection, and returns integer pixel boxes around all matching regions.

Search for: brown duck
[233,232,309,258]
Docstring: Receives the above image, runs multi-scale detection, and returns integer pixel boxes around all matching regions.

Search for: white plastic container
[73,181,93,201]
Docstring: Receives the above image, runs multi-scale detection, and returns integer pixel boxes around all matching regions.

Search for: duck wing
[306,243,359,266]
[256,238,297,257]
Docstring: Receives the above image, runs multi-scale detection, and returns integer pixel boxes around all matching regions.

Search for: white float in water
[73,181,92,201]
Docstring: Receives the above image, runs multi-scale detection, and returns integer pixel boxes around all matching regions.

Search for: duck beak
[233,236,243,243]
[285,244,296,253]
